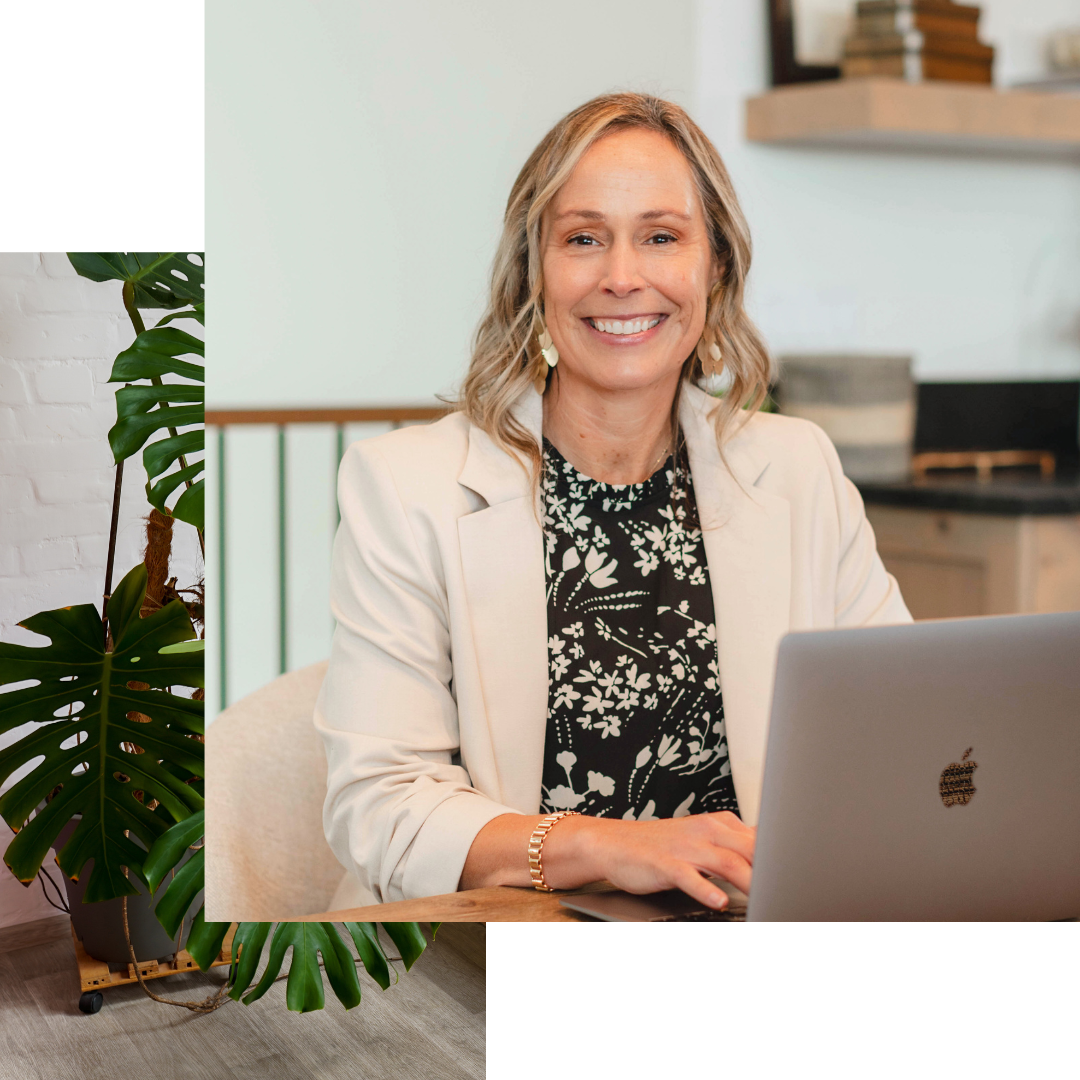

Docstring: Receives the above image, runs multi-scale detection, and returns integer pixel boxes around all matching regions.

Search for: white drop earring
[534,325,559,394]
[539,329,559,368]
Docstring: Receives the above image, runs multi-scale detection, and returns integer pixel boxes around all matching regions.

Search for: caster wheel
[78,991,104,1014]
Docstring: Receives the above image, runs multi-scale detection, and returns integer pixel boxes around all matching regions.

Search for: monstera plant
[0,253,429,1015]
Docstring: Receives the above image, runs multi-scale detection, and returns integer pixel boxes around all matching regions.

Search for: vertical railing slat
[217,426,227,712]
[277,425,287,676]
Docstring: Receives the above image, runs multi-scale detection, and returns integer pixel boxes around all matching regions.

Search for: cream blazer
[314,383,911,902]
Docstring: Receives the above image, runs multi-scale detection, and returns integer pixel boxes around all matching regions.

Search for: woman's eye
[648,233,677,244]
[568,234,597,246]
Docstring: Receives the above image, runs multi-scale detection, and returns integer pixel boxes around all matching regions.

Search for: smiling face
[540,126,717,404]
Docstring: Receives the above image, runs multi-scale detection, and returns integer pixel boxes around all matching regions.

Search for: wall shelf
[746,78,1080,159]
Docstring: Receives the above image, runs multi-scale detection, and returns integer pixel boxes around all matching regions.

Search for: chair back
[205,661,347,921]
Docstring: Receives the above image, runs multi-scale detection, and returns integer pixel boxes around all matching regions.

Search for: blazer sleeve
[806,422,913,628]
[314,440,520,902]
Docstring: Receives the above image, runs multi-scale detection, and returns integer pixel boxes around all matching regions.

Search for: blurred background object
[839,378,1080,619]
[2,97,203,248]
[770,0,845,84]
[775,354,915,482]
[1049,25,1080,71]
[841,1,995,84]
[1017,25,1080,92]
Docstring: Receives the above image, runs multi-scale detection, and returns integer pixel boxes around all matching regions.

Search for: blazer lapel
[681,388,792,826]
[456,391,548,813]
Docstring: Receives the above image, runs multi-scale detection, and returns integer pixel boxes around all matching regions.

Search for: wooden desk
[297,882,616,923]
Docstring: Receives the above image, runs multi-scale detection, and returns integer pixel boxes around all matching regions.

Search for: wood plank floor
[0,916,484,1080]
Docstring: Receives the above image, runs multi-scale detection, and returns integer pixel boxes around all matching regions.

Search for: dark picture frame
[769,0,842,86]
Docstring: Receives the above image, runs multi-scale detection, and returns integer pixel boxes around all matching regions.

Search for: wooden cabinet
[865,505,1080,619]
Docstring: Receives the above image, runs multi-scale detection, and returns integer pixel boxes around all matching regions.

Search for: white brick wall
[0,253,202,929]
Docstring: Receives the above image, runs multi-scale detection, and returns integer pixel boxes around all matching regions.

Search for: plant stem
[121,282,205,559]
[102,460,124,648]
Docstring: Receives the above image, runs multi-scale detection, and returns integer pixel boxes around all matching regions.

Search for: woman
[315,93,910,910]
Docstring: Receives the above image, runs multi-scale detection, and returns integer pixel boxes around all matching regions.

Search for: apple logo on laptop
[939,747,977,807]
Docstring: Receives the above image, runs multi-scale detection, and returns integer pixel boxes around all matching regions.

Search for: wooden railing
[204,407,448,426]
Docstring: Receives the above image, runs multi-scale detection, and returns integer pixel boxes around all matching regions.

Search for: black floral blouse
[539,437,740,821]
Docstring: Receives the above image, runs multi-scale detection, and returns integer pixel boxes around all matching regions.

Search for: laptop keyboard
[652,909,747,922]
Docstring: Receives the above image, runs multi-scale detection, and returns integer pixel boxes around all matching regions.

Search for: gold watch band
[527,811,581,891]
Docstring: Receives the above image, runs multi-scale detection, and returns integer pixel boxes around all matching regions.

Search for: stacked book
[842,0,994,84]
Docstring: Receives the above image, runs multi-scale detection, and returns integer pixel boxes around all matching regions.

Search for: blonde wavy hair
[458,91,773,476]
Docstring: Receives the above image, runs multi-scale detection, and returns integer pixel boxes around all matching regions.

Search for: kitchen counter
[857,473,1080,516]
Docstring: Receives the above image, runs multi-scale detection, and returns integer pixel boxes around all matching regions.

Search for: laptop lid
[748,612,1080,921]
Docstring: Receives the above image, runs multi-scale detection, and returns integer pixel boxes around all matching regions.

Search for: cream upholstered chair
[204,661,374,922]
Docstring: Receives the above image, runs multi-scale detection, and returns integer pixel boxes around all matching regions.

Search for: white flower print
[644,524,667,550]
[587,771,615,796]
[597,670,623,696]
[634,549,659,576]
[576,713,622,739]
[657,734,682,767]
[584,546,618,588]
[621,799,659,821]
[546,785,585,810]
[539,437,737,820]
[566,503,592,531]
[581,687,609,713]
[552,684,581,710]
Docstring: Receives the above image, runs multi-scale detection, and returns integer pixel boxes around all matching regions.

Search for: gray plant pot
[54,816,201,965]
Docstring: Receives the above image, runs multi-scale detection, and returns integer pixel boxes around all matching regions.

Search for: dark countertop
[857,473,1080,516]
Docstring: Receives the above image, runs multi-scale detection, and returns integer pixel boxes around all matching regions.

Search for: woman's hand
[460,811,755,910]
[546,812,755,909]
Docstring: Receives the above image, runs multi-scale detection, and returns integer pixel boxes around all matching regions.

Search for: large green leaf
[144,810,229,968]
[345,922,391,990]
[185,907,232,971]
[143,808,205,893]
[106,327,205,530]
[67,252,204,310]
[381,922,428,971]
[157,303,204,328]
[0,565,204,902]
[236,922,362,1012]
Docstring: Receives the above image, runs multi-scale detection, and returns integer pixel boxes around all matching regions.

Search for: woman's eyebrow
[553,208,692,222]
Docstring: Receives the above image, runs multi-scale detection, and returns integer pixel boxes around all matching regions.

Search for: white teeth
[591,317,662,336]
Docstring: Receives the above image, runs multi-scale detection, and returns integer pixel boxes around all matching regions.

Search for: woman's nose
[597,237,646,297]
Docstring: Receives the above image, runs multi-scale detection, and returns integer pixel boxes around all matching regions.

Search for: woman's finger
[669,864,730,910]
[687,844,753,895]
[693,814,756,864]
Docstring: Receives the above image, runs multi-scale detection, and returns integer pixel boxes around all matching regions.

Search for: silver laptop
[561,612,1080,921]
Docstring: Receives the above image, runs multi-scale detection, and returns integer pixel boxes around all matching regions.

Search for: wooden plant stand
[73,922,235,1014]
